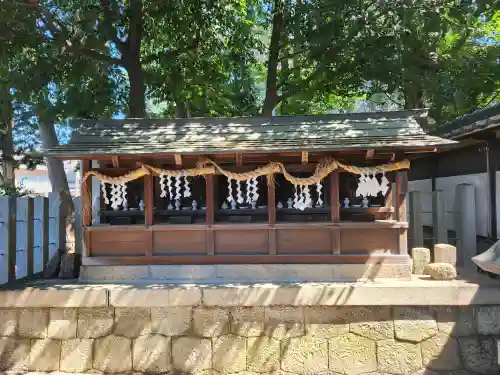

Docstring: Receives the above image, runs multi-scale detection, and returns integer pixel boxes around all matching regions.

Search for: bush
[0,180,33,197]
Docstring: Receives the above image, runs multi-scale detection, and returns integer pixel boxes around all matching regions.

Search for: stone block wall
[0,305,499,375]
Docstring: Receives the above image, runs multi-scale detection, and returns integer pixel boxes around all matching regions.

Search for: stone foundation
[79,262,412,283]
[1,305,499,374]
[0,280,500,374]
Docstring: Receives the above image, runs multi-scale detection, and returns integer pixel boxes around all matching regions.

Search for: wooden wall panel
[276,228,331,254]
[90,229,150,256]
[215,229,269,254]
[340,228,397,254]
[153,230,206,255]
[91,230,149,243]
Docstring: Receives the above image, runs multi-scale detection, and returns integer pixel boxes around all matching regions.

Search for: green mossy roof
[43,110,455,157]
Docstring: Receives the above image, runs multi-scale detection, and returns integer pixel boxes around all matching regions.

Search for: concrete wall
[409,173,490,236]
[0,283,499,374]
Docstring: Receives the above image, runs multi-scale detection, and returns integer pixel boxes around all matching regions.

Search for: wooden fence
[0,194,81,285]
[408,184,478,271]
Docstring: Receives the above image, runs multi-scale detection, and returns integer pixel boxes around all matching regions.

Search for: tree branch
[143,37,200,64]
[279,48,307,61]
[278,65,325,103]
[99,0,127,53]
[23,3,122,65]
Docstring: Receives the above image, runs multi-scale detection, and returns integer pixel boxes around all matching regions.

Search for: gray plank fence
[408,184,478,271]
[0,194,81,285]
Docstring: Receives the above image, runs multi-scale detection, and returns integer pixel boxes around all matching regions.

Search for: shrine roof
[431,103,500,139]
[43,109,456,158]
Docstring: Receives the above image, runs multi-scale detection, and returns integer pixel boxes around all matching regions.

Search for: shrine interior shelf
[340,207,394,213]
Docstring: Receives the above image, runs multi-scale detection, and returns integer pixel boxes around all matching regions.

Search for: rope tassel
[227,177,234,202]
[236,181,244,204]
[316,181,323,207]
[159,173,167,198]
[183,176,191,197]
[174,176,181,200]
[101,181,109,205]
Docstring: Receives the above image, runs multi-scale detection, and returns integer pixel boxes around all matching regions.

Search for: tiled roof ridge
[432,103,500,138]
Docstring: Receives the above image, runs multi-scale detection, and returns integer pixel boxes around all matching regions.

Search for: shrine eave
[41,110,457,159]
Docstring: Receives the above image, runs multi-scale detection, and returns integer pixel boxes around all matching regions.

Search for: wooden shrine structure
[43,110,455,281]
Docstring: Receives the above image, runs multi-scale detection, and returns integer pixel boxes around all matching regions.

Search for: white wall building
[15,160,81,197]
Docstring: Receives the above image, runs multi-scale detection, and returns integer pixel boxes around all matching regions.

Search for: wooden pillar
[384,179,395,220]
[205,175,215,255]
[395,171,408,222]
[330,171,340,223]
[205,175,214,225]
[267,174,277,255]
[329,171,340,254]
[396,170,408,255]
[267,174,276,225]
[81,160,92,226]
[144,173,154,226]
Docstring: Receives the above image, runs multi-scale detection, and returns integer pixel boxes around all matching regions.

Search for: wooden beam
[174,154,182,166]
[144,174,154,225]
[112,156,120,168]
[330,171,340,223]
[395,171,408,255]
[366,149,374,159]
[267,174,276,226]
[384,181,395,220]
[82,254,411,266]
[81,160,92,226]
[236,153,243,167]
[205,175,214,225]
[395,171,408,222]
[301,151,309,164]
[49,146,442,161]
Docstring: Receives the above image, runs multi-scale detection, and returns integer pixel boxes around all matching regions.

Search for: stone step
[79,263,411,283]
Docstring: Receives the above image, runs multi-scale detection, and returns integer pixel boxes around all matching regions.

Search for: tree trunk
[0,89,15,186]
[38,120,75,256]
[127,61,146,118]
[0,126,14,186]
[125,0,146,118]
[175,100,188,118]
[261,0,284,116]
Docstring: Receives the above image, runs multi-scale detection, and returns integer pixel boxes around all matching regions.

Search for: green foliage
[2,0,500,137]
[0,180,33,197]
[356,1,500,122]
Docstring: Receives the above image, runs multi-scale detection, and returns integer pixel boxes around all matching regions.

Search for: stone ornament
[344,197,350,208]
[411,247,431,275]
[424,263,457,280]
